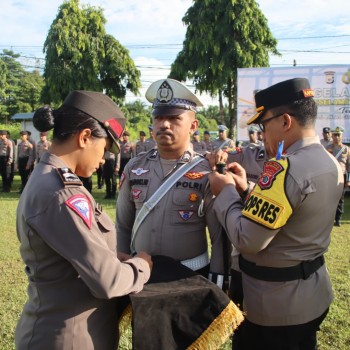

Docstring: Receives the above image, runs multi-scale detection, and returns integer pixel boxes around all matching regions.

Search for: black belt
[239,254,325,282]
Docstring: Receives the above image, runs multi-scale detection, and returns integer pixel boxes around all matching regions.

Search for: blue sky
[1,0,349,106]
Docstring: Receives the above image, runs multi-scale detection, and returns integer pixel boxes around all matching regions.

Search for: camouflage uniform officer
[212,124,235,150]
[326,126,350,226]
[0,130,13,192]
[15,91,152,350]
[209,78,343,349]
[117,78,226,283]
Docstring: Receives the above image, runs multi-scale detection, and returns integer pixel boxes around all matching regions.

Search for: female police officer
[15,91,152,350]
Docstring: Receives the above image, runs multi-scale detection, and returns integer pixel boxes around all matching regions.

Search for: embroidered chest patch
[131,168,149,176]
[131,189,142,199]
[178,210,194,221]
[66,194,92,229]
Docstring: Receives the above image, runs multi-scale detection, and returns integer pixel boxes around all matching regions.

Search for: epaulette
[56,167,83,186]
[225,147,242,155]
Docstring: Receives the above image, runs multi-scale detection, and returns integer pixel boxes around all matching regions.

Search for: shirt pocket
[130,185,150,210]
[170,190,204,227]
[95,210,115,233]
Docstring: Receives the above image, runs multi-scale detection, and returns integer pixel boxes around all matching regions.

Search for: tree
[43,0,141,104]
[0,50,44,123]
[169,0,279,141]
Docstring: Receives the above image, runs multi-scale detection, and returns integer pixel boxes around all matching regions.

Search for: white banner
[237,65,350,143]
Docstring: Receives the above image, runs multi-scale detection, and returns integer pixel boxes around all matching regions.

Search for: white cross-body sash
[130,156,204,254]
[334,146,346,160]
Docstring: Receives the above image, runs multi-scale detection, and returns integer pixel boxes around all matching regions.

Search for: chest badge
[189,192,199,202]
[178,210,194,221]
[131,168,150,176]
[184,172,204,180]
[131,189,142,199]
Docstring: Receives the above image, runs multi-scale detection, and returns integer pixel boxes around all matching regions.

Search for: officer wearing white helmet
[116,78,227,284]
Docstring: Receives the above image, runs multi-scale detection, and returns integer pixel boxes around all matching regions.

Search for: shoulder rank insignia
[257,148,265,159]
[56,167,82,186]
[66,194,92,229]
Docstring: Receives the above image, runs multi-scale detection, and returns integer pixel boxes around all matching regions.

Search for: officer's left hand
[226,162,248,196]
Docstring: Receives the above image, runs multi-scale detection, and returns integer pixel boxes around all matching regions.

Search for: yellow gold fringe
[187,301,244,350]
[118,303,133,336]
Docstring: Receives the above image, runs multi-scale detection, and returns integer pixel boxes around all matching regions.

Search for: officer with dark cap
[212,124,235,150]
[321,127,332,148]
[0,130,13,192]
[191,130,207,154]
[203,130,213,152]
[117,78,226,283]
[208,78,343,349]
[326,126,350,226]
[15,90,152,350]
[146,125,157,150]
[135,130,148,155]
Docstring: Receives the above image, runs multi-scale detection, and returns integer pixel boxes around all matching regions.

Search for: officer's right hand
[135,251,153,270]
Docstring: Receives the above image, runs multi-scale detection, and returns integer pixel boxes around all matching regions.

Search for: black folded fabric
[120,255,244,350]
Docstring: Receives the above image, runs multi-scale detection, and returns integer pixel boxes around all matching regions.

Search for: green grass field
[0,175,349,349]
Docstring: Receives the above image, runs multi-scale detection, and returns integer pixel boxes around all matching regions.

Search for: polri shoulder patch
[66,194,92,229]
[56,167,82,186]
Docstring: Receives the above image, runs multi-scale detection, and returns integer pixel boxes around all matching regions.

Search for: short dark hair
[33,105,107,142]
[269,98,317,127]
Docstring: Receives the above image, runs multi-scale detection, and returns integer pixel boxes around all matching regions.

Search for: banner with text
[237,65,350,143]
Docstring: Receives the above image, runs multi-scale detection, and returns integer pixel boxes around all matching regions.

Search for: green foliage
[169,0,279,139]
[0,50,44,123]
[0,122,22,140]
[43,0,141,104]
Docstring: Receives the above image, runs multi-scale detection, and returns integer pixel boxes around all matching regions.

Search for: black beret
[63,90,126,154]
[247,78,314,125]
[139,131,146,136]
[323,127,331,133]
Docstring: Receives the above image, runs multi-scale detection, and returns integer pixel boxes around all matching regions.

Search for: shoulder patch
[119,172,126,189]
[242,158,293,230]
[257,161,284,190]
[65,194,92,229]
[56,168,82,186]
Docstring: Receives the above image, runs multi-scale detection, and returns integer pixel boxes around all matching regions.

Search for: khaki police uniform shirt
[36,140,51,161]
[191,140,207,155]
[0,137,13,163]
[326,143,350,175]
[204,139,213,152]
[120,141,134,160]
[17,140,34,166]
[214,136,343,326]
[135,140,149,155]
[212,137,235,151]
[116,148,225,274]
[15,152,150,350]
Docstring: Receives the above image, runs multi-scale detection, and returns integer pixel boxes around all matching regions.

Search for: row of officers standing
[0,130,51,193]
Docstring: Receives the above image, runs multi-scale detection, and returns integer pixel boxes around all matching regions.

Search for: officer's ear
[78,129,92,149]
[282,113,292,130]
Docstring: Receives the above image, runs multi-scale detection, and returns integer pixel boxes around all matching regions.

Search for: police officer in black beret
[209,78,343,350]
